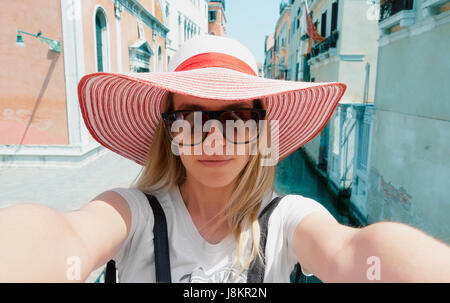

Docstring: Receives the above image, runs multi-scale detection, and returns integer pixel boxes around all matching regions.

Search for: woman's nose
[203,119,226,148]
[205,119,224,138]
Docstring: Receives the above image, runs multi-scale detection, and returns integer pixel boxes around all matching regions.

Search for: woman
[1,35,449,283]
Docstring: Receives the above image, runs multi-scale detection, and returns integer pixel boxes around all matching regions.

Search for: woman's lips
[198,159,233,167]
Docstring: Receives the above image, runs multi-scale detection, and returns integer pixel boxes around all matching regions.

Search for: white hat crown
[167,35,258,75]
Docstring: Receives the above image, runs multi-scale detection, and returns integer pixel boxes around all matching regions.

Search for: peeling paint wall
[365,10,450,245]
[367,105,450,245]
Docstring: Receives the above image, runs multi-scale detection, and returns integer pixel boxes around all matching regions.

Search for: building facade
[287,0,303,82]
[295,0,379,219]
[273,1,291,80]
[208,0,226,35]
[277,0,450,244]
[263,33,275,78]
[256,62,264,77]
[163,0,209,64]
[364,0,450,243]
[0,0,168,167]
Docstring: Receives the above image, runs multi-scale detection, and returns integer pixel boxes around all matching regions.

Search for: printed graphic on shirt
[179,265,247,283]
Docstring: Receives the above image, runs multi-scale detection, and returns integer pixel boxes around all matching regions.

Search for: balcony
[379,0,416,34]
[330,29,339,48]
[311,45,320,58]
[308,30,339,64]
[422,0,450,16]
[379,0,414,21]
[318,38,330,54]
[318,39,330,61]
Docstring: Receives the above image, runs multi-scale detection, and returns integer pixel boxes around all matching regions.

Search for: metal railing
[311,45,320,58]
[318,38,330,54]
[312,30,339,57]
[379,0,414,22]
[330,29,339,48]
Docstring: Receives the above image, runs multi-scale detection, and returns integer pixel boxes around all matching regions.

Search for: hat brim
[77,67,346,165]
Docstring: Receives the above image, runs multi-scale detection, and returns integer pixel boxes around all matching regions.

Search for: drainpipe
[363,62,370,104]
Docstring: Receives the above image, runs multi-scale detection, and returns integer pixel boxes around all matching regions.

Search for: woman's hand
[0,190,131,282]
[292,211,450,282]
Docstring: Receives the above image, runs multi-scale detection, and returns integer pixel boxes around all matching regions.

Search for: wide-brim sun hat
[77,34,347,166]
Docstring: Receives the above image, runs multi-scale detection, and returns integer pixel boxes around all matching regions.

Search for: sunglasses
[161,109,267,145]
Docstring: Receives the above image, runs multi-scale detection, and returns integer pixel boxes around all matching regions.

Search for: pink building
[208,0,226,36]
[0,0,168,167]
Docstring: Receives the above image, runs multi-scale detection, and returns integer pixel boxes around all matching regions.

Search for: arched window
[95,8,109,72]
[158,46,162,72]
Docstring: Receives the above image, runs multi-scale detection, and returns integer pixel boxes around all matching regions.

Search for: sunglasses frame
[161,108,267,145]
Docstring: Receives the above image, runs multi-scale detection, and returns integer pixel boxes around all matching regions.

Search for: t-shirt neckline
[170,184,236,254]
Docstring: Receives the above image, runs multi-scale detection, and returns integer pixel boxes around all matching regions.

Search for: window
[280,22,287,49]
[332,113,340,155]
[158,46,162,72]
[95,8,109,72]
[129,40,152,73]
[208,10,217,22]
[331,1,338,32]
[178,13,182,46]
[321,11,327,37]
[137,21,144,39]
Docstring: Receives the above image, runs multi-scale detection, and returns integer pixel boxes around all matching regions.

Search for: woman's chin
[196,177,236,189]
[180,156,248,188]
[192,170,238,188]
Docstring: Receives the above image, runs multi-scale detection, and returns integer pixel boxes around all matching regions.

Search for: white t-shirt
[110,184,331,283]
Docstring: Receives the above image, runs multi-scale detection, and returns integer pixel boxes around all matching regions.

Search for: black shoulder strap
[104,193,171,283]
[105,259,116,283]
[144,193,172,283]
[247,195,306,283]
[293,262,306,283]
[104,192,303,283]
[246,195,283,283]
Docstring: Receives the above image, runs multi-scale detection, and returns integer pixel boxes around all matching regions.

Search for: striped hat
[77,34,346,166]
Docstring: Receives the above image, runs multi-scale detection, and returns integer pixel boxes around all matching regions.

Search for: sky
[226,1,281,64]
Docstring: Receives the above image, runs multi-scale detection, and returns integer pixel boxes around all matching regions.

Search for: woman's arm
[0,191,131,282]
[291,211,450,282]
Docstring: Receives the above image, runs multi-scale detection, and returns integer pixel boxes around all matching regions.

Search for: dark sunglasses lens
[166,111,208,146]
[165,110,265,145]
[220,110,263,122]
[219,110,263,144]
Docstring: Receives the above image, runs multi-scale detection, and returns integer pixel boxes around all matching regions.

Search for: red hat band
[174,52,257,76]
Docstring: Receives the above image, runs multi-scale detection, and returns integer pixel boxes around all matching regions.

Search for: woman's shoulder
[109,186,169,202]
[273,192,331,218]
[273,193,333,245]
[279,192,325,205]
[261,190,324,215]
[108,186,173,215]
[108,187,160,218]
[108,187,149,207]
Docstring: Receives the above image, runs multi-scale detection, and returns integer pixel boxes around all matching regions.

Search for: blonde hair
[131,91,277,280]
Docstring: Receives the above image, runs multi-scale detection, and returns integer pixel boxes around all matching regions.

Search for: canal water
[274,148,346,283]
